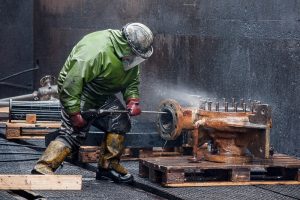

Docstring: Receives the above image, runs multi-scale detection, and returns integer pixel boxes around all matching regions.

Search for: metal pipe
[0,67,39,82]
[0,101,9,107]
[94,109,167,115]
[0,93,37,102]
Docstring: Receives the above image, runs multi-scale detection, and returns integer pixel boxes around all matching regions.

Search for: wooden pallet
[5,121,61,139]
[78,146,182,163]
[139,154,300,187]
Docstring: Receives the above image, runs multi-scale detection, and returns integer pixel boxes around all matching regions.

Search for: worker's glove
[126,98,141,116]
[70,112,87,128]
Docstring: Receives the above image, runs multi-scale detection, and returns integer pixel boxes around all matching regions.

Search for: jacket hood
[109,29,132,58]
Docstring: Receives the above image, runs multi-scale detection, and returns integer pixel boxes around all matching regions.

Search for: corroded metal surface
[157,99,272,163]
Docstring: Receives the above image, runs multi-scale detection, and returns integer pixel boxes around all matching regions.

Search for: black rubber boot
[96,133,134,183]
[96,168,134,183]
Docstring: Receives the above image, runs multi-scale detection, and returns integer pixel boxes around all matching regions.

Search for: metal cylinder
[9,100,61,122]
[0,93,37,102]
[157,99,198,140]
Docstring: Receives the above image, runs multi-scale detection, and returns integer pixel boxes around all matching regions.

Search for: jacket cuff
[126,98,140,104]
[65,107,81,115]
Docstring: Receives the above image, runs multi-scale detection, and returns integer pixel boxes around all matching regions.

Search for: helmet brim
[132,45,153,59]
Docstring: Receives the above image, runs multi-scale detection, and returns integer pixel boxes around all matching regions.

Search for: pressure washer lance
[81,108,167,119]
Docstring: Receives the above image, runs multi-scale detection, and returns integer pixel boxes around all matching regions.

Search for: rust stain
[157,99,272,164]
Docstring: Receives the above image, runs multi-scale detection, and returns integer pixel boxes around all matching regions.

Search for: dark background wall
[1,0,299,156]
[0,0,34,98]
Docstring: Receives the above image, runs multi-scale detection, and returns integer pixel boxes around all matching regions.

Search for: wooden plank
[163,170,185,184]
[5,136,45,139]
[21,129,55,135]
[0,107,8,113]
[141,155,300,172]
[6,121,61,128]
[0,175,82,190]
[164,181,300,187]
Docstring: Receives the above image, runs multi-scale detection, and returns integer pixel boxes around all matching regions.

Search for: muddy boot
[31,140,71,175]
[96,133,133,183]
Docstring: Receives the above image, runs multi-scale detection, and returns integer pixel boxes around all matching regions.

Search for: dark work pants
[55,96,131,152]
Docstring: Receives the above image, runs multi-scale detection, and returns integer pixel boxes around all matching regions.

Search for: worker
[31,23,154,183]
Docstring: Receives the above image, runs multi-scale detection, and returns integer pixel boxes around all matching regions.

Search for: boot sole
[31,169,45,175]
[96,173,134,184]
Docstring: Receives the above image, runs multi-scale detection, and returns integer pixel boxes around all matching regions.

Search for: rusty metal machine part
[157,99,272,164]
[157,99,197,140]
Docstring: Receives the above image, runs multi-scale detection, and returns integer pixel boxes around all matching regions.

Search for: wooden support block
[162,170,185,184]
[6,127,21,138]
[26,114,36,124]
[231,168,250,182]
[139,161,149,178]
[78,146,100,163]
[164,181,300,187]
[0,175,82,190]
[149,168,161,183]
[282,168,299,180]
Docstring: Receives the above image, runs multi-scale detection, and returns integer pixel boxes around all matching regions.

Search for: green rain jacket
[57,30,140,114]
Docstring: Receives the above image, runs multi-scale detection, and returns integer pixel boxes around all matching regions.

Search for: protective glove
[70,112,87,128]
[126,98,141,116]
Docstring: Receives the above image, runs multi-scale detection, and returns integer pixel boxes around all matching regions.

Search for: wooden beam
[164,180,300,187]
[5,136,45,139]
[0,175,82,190]
[0,107,8,113]
[6,121,61,128]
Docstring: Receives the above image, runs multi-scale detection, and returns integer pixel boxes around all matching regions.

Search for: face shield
[122,54,146,71]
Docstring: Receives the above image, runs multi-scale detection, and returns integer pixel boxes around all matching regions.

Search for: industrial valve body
[157,99,272,163]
